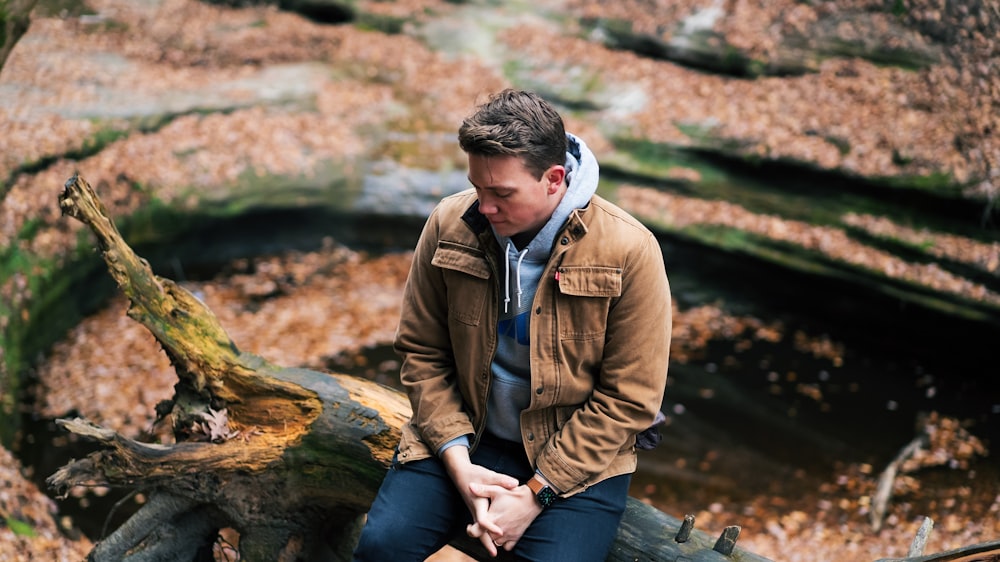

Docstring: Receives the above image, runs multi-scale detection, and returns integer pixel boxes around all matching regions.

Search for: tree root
[870,433,927,532]
[88,492,215,562]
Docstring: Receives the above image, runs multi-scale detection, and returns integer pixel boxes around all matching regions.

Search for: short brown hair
[458,89,567,180]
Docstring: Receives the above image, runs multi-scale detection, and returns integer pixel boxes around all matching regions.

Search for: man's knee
[354,515,450,562]
[353,494,419,562]
[352,516,398,562]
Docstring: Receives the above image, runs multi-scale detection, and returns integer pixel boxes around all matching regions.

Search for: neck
[509,230,536,250]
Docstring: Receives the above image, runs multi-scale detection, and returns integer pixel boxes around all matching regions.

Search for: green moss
[3,111,229,202]
[625,211,1000,324]
[824,135,852,156]
[891,0,907,17]
[82,17,129,34]
[4,516,35,537]
[871,170,961,193]
[613,136,976,223]
[0,235,114,448]
[15,218,45,242]
[610,138,727,185]
[718,44,769,77]
[116,195,207,246]
[33,0,93,17]
[356,13,407,35]
[194,161,360,216]
[672,123,752,154]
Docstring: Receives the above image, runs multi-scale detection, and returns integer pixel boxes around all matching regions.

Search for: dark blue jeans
[352,435,630,562]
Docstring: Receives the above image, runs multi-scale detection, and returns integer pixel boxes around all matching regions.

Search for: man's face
[467,153,566,239]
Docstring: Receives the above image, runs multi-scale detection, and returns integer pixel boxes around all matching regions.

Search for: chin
[491,224,512,236]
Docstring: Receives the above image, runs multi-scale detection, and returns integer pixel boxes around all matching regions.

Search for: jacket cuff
[534,446,586,495]
[418,412,475,452]
[534,469,563,494]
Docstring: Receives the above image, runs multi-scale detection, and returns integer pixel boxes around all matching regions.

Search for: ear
[544,165,566,194]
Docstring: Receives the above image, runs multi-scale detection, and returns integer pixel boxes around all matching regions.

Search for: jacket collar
[563,206,589,243]
[461,199,491,235]
[460,199,593,243]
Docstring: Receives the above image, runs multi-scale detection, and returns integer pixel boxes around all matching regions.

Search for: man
[353,89,671,561]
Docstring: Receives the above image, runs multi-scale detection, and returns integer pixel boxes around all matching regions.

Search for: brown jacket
[394,189,671,496]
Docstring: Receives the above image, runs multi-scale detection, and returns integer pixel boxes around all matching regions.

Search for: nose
[478,195,498,216]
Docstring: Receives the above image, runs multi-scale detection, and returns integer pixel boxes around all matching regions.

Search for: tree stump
[48,174,773,561]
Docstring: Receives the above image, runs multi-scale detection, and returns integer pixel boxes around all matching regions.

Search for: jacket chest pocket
[432,241,491,326]
[555,266,621,340]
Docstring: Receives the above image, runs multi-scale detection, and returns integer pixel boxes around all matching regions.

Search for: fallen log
[875,535,1000,562]
[49,174,776,561]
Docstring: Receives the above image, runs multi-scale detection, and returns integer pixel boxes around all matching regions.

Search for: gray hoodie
[484,132,600,443]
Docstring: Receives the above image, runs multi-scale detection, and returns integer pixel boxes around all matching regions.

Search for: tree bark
[49,174,773,561]
[0,0,37,74]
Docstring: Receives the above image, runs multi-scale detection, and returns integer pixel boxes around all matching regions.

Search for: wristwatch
[527,476,558,508]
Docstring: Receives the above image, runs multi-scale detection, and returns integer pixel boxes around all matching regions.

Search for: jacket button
[535,306,542,314]
[535,386,543,395]
[560,237,569,245]
[527,433,535,441]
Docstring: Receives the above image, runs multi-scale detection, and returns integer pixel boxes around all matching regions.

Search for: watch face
[537,486,557,508]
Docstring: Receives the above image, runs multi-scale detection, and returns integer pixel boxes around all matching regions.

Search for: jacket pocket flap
[557,266,622,297]
[432,242,490,279]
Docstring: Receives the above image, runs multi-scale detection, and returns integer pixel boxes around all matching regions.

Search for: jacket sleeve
[536,231,672,493]
[393,205,476,452]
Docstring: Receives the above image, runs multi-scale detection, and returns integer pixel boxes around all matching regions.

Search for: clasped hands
[441,447,544,558]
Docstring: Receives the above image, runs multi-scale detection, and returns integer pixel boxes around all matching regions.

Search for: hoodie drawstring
[503,241,528,313]
[503,242,512,313]
[515,249,527,308]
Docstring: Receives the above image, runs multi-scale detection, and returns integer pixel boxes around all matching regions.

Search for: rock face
[0,2,997,559]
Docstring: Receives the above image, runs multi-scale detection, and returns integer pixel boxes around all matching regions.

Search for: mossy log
[49,174,777,561]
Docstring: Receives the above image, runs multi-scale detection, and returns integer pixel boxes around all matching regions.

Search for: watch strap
[526,477,545,495]
[527,476,558,508]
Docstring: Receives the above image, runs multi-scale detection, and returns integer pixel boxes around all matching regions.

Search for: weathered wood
[52,175,410,561]
[871,427,929,531]
[677,514,696,542]
[49,174,777,561]
[714,526,741,556]
[86,492,210,562]
[875,537,1000,562]
[908,517,934,558]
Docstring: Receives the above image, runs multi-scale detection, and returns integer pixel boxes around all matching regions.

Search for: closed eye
[472,184,514,199]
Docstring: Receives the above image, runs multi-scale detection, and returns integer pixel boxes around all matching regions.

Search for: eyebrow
[467,177,516,191]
